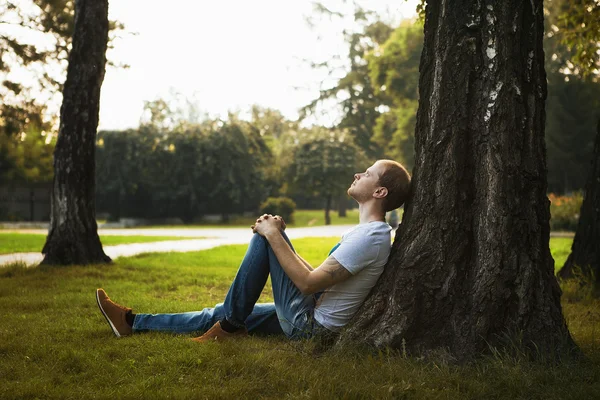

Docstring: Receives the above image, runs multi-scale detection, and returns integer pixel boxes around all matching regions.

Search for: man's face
[347,162,385,202]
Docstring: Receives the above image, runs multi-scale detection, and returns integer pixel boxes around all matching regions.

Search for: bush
[259,197,296,223]
[549,192,583,231]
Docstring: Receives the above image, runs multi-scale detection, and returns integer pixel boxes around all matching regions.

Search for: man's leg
[198,232,316,340]
[263,233,317,339]
[99,233,287,337]
[132,303,282,335]
[221,231,317,338]
[98,232,311,338]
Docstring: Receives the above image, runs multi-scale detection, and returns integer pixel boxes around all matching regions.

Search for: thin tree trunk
[41,0,110,265]
[338,192,347,217]
[559,120,600,281]
[325,194,332,225]
[340,0,577,361]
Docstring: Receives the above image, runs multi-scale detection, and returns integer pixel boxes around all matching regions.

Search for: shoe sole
[96,290,122,338]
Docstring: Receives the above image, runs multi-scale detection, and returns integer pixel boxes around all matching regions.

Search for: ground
[0,235,597,399]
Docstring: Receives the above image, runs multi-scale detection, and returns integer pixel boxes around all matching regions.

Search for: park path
[0,225,356,267]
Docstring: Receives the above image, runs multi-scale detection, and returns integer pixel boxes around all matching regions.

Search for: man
[96,160,411,343]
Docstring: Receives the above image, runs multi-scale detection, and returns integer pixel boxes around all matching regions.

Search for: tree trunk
[340,0,577,360]
[338,193,347,217]
[41,0,110,265]
[559,120,600,281]
[325,194,332,225]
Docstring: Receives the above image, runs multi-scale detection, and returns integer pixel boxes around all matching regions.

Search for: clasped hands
[251,214,286,236]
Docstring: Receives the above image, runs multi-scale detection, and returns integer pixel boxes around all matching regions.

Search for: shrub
[549,192,583,231]
[259,197,296,223]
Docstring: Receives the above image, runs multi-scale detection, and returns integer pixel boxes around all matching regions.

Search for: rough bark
[559,120,600,281]
[41,0,110,265]
[340,0,577,360]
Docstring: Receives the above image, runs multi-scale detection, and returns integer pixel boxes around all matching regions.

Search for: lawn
[550,237,574,273]
[1,237,597,399]
[140,208,365,229]
[0,233,207,254]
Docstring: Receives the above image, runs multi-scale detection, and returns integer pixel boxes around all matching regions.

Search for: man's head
[348,160,411,212]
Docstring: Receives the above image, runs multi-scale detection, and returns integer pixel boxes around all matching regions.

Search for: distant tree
[543,0,600,193]
[545,76,600,193]
[553,1,600,283]
[545,0,600,78]
[302,5,394,158]
[288,128,364,225]
[249,105,300,198]
[0,0,123,185]
[95,129,155,221]
[559,121,600,282]
[368,20,423,171]
[42,0,110,265]
[0,127,55,184]
[139,99,176,131]
[96,120,272,223]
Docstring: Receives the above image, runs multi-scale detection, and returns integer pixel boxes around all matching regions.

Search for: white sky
[98,0,418,130]
[2,0,418,130]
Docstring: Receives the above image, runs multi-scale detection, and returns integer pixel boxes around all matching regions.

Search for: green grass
[550,237,574,273]
[0,233,207,254]
[141,209,363,229]
[1,237,597,399]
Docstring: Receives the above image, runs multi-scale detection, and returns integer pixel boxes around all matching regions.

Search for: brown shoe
[96,288,133,337]
[190,321,248,343]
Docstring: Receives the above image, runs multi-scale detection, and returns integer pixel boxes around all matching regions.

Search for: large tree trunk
[340,0,577,360]
[559,120,600,280]
[41,0,110,265]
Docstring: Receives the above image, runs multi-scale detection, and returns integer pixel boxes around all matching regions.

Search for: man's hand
[251,214,285,236]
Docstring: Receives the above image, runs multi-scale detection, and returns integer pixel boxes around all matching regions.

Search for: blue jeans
[133,232,323,339]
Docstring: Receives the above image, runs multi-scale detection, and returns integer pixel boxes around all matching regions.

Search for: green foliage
[367,20,422,171]
[545,0,600,78]
[2,237,600,399]
[0,0,123,131]
[96,119,272,222]
[259,197,297,223]
[549,193,584,231]
[546,75,600,193]
[285,128,366,224]
[302,5,395,158]
[288,128,364,201]
[0,125,55,184]
[0,0,123,186]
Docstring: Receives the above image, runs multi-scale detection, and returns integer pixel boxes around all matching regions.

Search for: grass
[550,237,573,273]
[141,209,363,229]
[1,237,598,399]
[0,233,207,254]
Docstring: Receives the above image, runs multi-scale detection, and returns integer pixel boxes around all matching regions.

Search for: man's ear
[373,186,388,199]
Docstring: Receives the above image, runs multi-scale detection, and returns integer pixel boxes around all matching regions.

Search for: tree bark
[325,194,332,225]
[41,0,110,265]
[559,120,600,281]
[338,192,347,217]
[340,0,577,360]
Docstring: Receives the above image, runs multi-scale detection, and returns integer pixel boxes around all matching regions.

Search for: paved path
[0,227,575,267]
[0,225,356,267]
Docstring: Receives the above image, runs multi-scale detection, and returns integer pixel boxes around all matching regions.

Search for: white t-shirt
[313,221,392,331]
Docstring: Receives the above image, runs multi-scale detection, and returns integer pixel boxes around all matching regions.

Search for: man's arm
[297,254,314,272]
[264,229,351,295]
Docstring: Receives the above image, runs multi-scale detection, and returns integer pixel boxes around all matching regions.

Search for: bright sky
[2,1,417,130]
[98,0,418,130]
